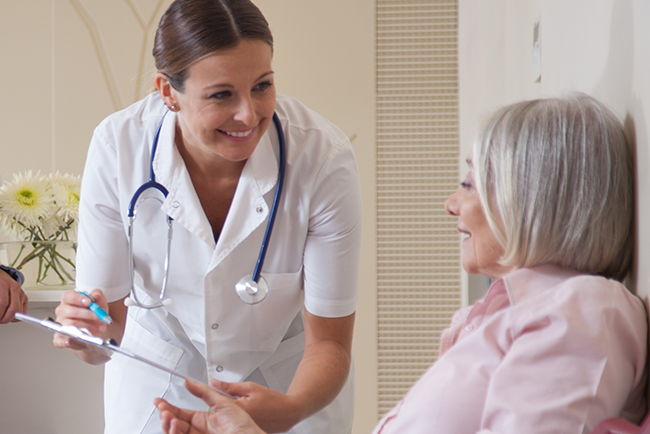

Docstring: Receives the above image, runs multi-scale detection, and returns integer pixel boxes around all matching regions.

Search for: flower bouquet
[0,171,80,288]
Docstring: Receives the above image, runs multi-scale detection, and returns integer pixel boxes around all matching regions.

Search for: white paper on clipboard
[15,312,234,398]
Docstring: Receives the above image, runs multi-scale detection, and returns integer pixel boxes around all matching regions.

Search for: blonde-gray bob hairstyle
[474,93,634,281]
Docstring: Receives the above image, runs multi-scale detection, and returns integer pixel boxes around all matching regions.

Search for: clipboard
[15,312,234,398]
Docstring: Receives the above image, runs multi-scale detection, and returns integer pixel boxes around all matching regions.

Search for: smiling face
[445,157,513,279]
[156,39,276,167]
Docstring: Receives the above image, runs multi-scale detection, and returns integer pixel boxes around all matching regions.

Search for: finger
[9,288,29,323]
[59,289,94,307]
[157,406,174,434]
[155,400,185,434]
[55,301,108,335]
[19,287,28,312]
[155,398,181,419]
[170,417,192,434]
[187,379,236,408]
[88,289,109,310]
[211,379,253,398]
[0,269,16,319]
[210,378,242,396]
[0,283,10,323]
[53,333,89,350]
[161,414,171,434]
[156,405,193,434]
[55,316,107,337]
[155,397,196,424]
[56,303,107,325]
[57,290,110,330]
[0,284,23,324]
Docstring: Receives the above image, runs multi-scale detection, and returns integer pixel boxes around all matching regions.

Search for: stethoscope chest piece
[235,275,269,304]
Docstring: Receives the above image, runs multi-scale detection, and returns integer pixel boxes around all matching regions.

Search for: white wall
[0,1,376,433]
[459,0,542,302]
[539,0,650,304]
[459,0,542,158]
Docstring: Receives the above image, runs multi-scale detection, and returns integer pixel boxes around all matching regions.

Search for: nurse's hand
[0,268,27,323]
[211,380,301,433]
[155,379,266,434]
[53,289,127,365]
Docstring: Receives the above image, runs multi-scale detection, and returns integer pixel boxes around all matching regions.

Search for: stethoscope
[124,111,286,309]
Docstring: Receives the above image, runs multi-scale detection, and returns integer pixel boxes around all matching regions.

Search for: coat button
[216,365,224,372]
[211,323,219,330]
[464,324,474,332]
[256,206,263,214]
[172,201,180,208]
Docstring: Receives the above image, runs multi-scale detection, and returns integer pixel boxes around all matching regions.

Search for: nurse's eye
[254,81,273,92]
[460,181,472,189]
[209,90,232,100]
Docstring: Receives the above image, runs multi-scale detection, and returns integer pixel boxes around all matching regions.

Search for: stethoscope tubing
[128,111,170,218]
[126,110,285,308]
[251,112,285,283]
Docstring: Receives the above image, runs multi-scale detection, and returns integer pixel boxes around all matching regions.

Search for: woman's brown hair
[153,0,273,92]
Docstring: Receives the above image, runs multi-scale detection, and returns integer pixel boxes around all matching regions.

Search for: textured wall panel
[376,0,461,415]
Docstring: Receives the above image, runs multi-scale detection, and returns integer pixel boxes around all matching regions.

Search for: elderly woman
[154,94,647,434]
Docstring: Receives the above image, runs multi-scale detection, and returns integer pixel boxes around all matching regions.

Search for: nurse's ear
[155,73,179,112]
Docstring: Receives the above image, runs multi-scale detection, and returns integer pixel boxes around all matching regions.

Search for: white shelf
[25,289,66,303]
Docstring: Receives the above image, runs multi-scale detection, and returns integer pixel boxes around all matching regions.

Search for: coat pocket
[104,314,185,434]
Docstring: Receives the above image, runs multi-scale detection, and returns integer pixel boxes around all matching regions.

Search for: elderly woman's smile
[445,157,512,280]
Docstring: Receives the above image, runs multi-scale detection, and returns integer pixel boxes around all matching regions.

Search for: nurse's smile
[220,127,257,141]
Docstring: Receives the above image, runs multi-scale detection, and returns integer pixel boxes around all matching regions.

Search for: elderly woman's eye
[460,181,471,189]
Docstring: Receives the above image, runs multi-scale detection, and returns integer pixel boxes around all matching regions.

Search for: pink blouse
[372,264,648,434]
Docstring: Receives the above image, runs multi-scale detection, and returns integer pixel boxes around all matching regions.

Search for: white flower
[40,213,67,240]
[51,172,81,223]
[0,171,55,238]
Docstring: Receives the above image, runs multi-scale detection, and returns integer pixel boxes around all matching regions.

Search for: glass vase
[0,240,76,290]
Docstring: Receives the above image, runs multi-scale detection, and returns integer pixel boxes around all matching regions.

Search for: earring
[169,105,177,111]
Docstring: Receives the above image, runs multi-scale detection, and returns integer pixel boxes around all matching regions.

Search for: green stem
[14,245,48,269]
[51,248,74,282]
[42,244,68,284]
[36,250,60,284]
[9,244,26,268]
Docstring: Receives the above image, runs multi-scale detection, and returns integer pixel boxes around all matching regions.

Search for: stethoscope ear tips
[162,299,173,307]
[124,297,135,307]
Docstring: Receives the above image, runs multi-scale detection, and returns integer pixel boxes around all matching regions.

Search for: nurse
[53,1,362,433]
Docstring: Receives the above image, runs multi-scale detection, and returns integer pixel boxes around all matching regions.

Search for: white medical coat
[75,93,362,434]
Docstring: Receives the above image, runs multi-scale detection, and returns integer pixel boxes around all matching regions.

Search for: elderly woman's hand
[155,379,267,434]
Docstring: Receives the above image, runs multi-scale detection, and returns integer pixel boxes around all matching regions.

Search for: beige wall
[0,1,377,433]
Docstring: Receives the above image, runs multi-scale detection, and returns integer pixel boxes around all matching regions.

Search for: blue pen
[79,291,113,325]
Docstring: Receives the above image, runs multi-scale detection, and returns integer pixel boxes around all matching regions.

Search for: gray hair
[474,93,634,281]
